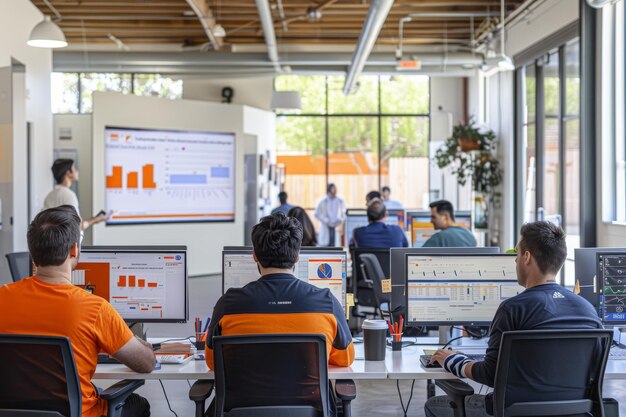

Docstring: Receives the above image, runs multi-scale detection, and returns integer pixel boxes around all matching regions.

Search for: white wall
[506,0,579,58]
[0,0,53,249]
[53,114,94,243]
[182,76,274,111]
[91,92,260,276]
[464,0,580,250]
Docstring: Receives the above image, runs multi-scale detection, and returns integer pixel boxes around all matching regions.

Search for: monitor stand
[438,325,462,346]
[129,322,147,341]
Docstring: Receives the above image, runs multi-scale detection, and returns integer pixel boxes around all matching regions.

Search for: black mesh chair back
[0,334,81,417]
[213,334,329,417]
[5,252,32,282]
[493,329,612,417]
[351,248,389,308]
[358,253,391,317]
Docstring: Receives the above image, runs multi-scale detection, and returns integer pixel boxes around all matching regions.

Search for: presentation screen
[104,126,235,224]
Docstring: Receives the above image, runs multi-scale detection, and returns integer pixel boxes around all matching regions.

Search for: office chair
[0,334,144,417]
[357,253,392,320]
[189,334,356,417]
[5,252,31,282]
[432,329,617,417]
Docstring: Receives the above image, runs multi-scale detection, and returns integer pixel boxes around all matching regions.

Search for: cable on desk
[157,336,195,344]
[442,335,468,350]
[187,379,192,388]
[396,379,416,417]
[159,380,179,417]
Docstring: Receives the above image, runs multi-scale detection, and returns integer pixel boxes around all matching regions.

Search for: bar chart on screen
[105,126,236,224]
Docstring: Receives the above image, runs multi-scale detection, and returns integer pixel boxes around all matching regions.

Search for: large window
[51,73,183,114]
[516,38,580,287]
[275,75,430,211]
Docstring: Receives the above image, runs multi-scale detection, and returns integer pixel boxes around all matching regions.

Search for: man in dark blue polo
[350,199,408,248]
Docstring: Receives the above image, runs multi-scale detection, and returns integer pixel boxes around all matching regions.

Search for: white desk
[92,338,626,381]
[94,343,388,380]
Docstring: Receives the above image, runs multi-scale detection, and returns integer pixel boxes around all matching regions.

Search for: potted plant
[434,119,503,229]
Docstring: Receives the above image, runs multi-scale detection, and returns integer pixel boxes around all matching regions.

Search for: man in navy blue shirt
[271,191,294,215]
[350,200,408,248]
[425,221,602,417]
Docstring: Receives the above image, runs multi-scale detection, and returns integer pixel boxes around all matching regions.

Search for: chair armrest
[189,379,214,402]
[435,380,474,417]
[100,379,145,401]
[101,380,145,417]
[435,379,474,397]
[334,379,356,401]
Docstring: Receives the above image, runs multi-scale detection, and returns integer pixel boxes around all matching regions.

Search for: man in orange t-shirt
[0,205,156,417]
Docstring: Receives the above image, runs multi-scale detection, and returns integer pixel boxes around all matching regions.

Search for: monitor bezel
[596,251,626,325]
[78,245,189,323]
[404,252,518,326]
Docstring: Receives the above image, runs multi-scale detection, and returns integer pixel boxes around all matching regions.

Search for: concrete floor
[95,275,626,417]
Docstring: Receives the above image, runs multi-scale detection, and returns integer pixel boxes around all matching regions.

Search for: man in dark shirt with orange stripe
[425,221,602,417]
[205,211,354,370]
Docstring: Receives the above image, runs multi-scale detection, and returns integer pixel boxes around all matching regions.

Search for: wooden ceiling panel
[32,0,527,49]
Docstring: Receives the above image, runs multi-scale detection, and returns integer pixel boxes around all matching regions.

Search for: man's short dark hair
[278,191,288,204]
[519,221,567,275]
[367,200,386,222]
[28,205,81,267]
[382,186,390,193]
[366,190,381,202]
[327,183,336,193]
[51,159,74,184]
[252,212,302,269]
[429,200,455,222]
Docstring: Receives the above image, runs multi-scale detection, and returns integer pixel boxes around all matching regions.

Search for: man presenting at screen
[43,158,108,230]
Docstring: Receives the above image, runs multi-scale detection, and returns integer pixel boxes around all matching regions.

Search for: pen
[386,320,395,335]
[399,315,404,332]
[202,317,210,333]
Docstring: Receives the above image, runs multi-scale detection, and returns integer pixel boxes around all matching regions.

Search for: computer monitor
[405,254,523,326]
[597,252,626,325]
[344,209,401,246]
[73,246,188,323]
[575,248,626,309]
[222,247,347,308]
[409,210,472,248]
[389,247,500,313]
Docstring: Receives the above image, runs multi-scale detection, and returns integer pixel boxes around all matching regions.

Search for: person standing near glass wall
[315,183,346,246]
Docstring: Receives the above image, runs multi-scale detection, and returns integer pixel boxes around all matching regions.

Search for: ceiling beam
[185,0,222,50]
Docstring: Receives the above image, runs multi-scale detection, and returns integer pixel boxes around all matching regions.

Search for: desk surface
[92,338,626,381]
[94,343,388,380]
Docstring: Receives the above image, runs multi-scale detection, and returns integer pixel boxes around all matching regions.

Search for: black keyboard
[420,353,485,368]
[97,354,120,364]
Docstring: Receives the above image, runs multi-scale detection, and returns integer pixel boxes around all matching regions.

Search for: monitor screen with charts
[410,211,472,248]
[73,246,188,323]
[405,254,523,326]
[222,247,347,308]
[598,252,626,324]
[104,126,235,225]
[575,248,626,309]
[344,210,402,246]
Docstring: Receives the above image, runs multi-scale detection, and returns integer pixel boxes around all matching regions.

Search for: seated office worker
[423,200,476,247]
[206,212,354,413]
[0,206,155,417]
[425,221,603,417]
[350,199,408,248]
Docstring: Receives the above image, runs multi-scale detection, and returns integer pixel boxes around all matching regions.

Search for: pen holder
[195,333,205,351]
[391,333,403,351]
